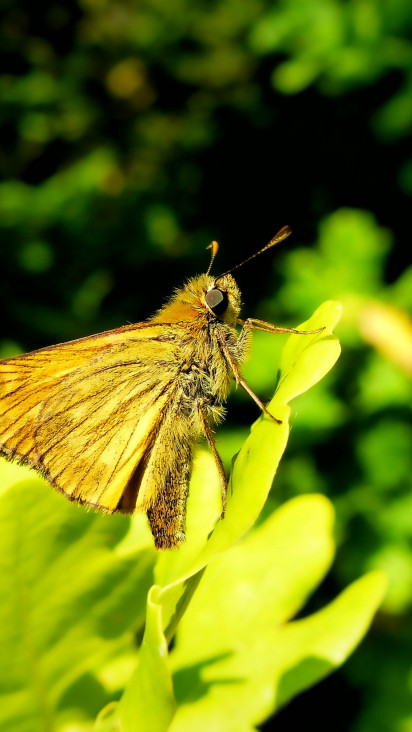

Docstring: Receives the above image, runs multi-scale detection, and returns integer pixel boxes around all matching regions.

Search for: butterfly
[0,227,322,549]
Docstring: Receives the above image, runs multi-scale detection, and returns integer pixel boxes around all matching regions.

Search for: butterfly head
[204,274,241,327]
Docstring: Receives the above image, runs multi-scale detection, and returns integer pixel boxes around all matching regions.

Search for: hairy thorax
[176,319,245,427]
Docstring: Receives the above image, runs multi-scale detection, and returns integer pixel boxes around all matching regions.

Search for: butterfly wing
[0,323,181,512]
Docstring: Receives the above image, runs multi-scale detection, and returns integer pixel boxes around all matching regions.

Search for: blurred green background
[1,0,412,730]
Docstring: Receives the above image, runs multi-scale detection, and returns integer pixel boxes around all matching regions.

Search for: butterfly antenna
[206,240,219,276]
[215,225,292,281]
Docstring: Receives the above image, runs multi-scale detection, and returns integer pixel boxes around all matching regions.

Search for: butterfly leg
[234,317,325,422]
[216,329,282,424]
[237,317,325,338]
[198,405,227,517]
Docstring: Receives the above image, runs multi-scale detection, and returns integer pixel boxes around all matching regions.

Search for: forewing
[0,323,180,512]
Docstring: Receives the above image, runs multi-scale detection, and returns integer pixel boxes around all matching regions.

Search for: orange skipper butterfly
[0,227,322,549]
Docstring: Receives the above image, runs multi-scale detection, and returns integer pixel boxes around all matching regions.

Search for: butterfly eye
[205,288,229,316]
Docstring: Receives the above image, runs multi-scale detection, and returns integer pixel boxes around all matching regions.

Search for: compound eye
[205,288,229,316]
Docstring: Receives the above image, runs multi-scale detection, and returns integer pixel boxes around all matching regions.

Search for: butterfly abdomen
[120,401,194,549]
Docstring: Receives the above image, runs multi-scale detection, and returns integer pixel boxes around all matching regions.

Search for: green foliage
[0,304,386,731]
[0,478,155,732]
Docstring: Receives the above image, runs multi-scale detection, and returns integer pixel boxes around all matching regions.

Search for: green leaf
[116,587,176,732]
[0,471,156,732]
[275,300,342,404]
[167,496,386,731]
[274,570,388,709]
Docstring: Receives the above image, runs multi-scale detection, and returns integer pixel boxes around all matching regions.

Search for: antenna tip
[207,240,219,256]
[277,225,292,239]
[266,225,292,249]
[206,240,219,276]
